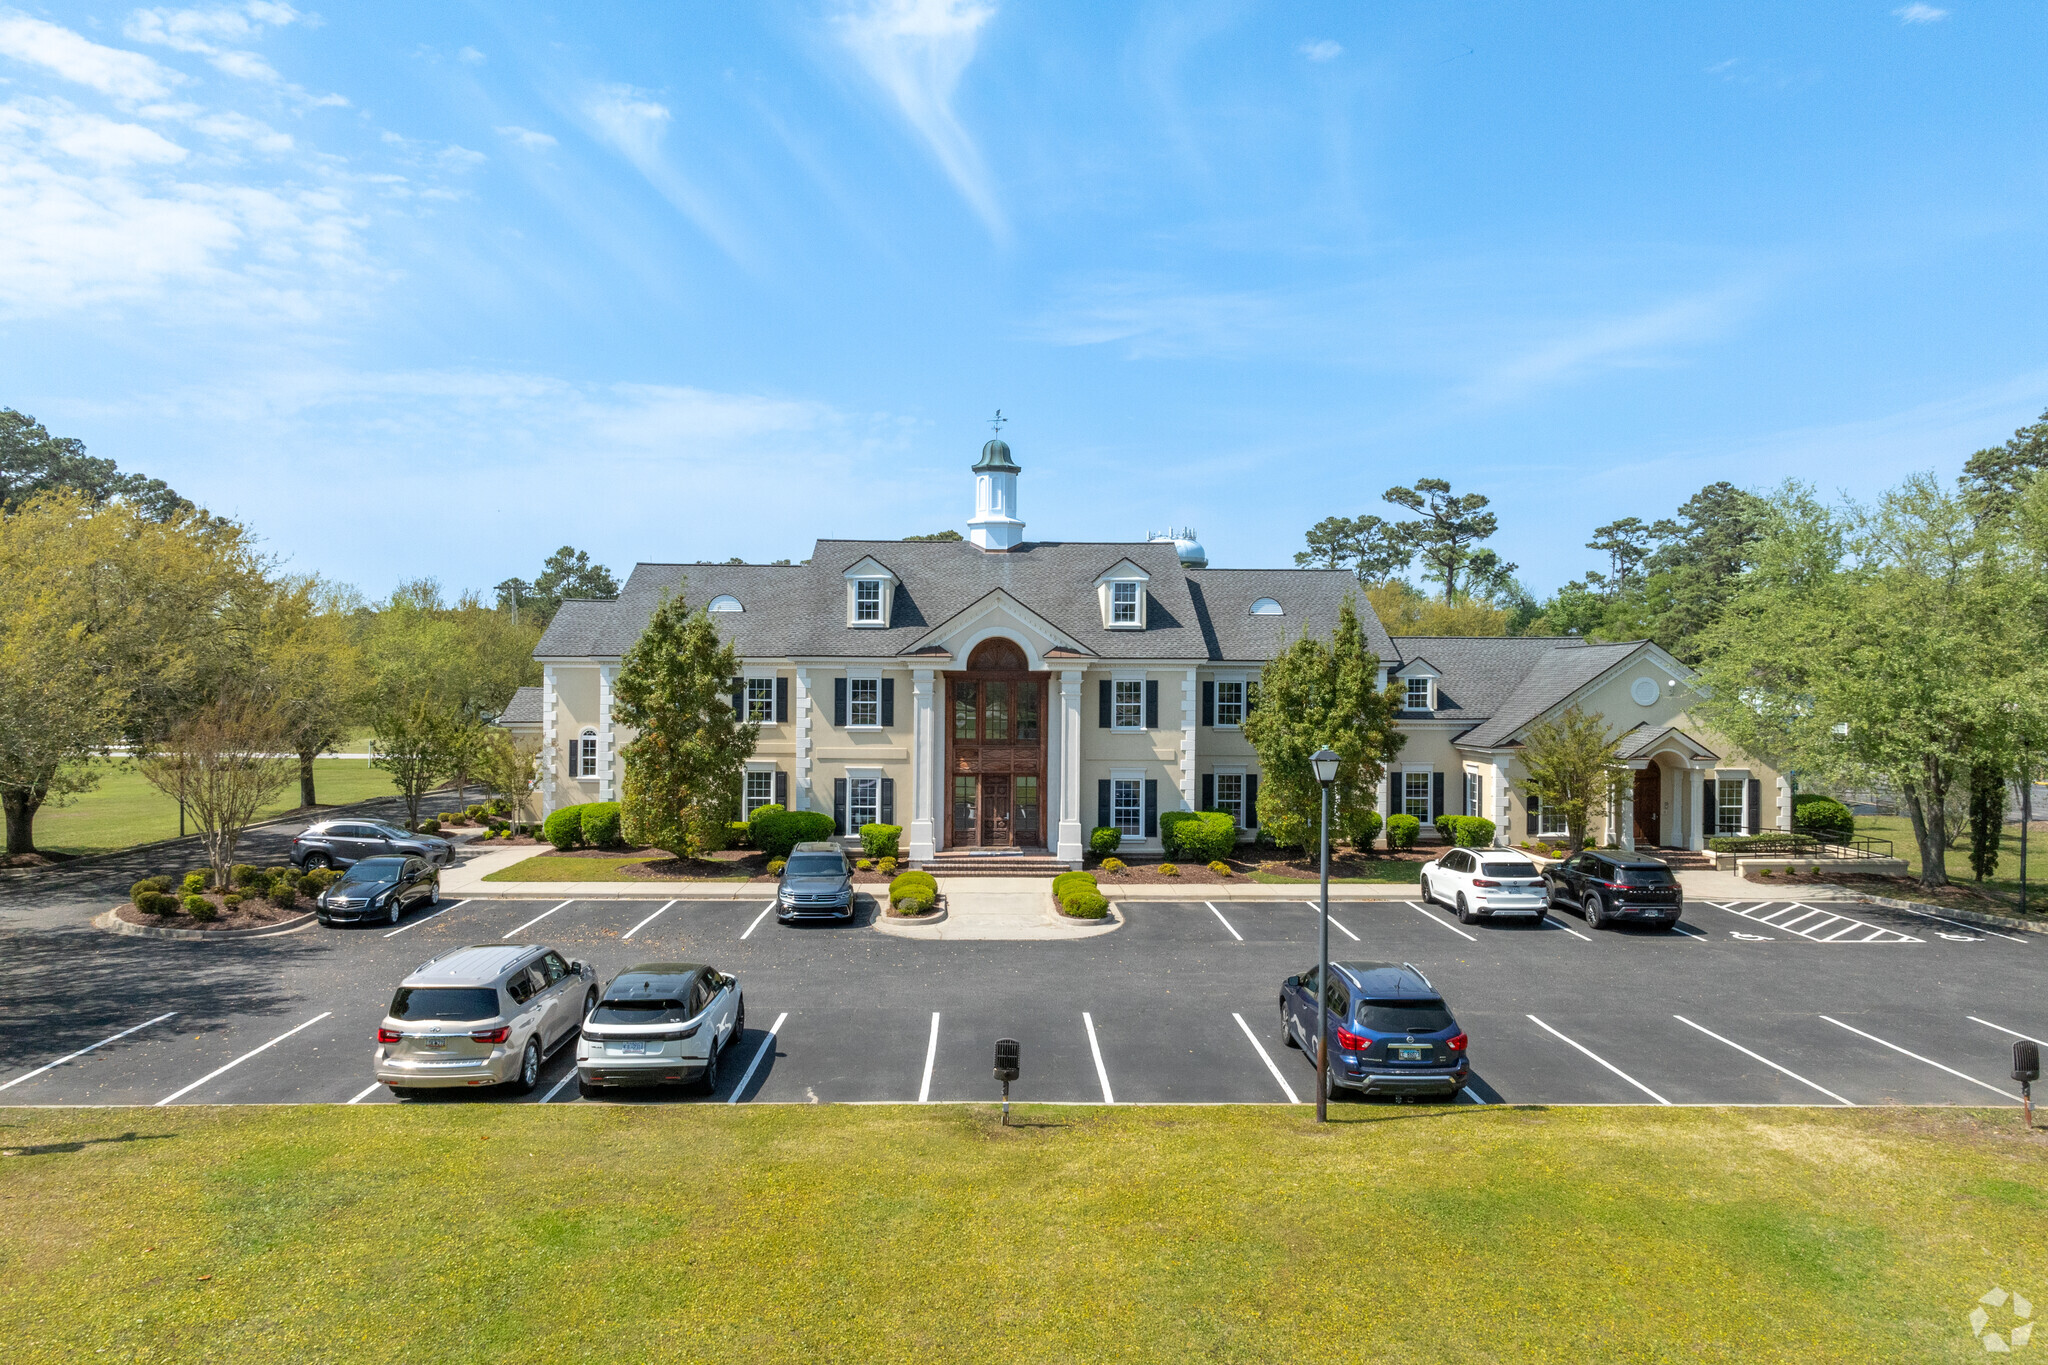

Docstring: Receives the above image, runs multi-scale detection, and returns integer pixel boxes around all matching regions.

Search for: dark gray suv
[291,819,454,871]
[776,842,854,922]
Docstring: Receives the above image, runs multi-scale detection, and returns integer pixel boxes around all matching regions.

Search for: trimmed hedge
[1707,833,1819,853]
[1162,810,1237,863]
[751,807,836,861]
[859,823,902,859]
[1342,808,1383,849]
[181,893,209,915]
[543,804,587,851]
[1089,827,1122,856]
[130,876,171,905]
[137,891,180,916]
[581,801,624,850]
[187,900,218,923]
[1052,869,1108,918]
[1051,870,1097,899]
[180,870,208,895]
[1793,794,1855,841]
[1432,815,1496,848]
[889,869,939,913]
[1386,814,1421,850]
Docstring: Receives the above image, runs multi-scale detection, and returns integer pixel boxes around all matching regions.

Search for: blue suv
[1280,960,1469,1099]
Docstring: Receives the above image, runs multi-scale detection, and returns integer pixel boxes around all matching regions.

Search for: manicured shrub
[1051,870,1098,901]
[751,808,836,861]
[1342,808,1383,850]
[878,857,897,875]
[1099,857,1126,873]
[418,818,441,834]
[1059,888,1109,919]
[893,892,934,914]
[1451,816,1496,848]
[1089,827,1122,856]
[466,804,487,822]
[222,893,243,910]
[1207,860,1232,876]
[543,804,586,851]
[187,900,218,923]
[580,802,624,850]
[1434,814,1459,845]
[181,893,209,915]
[1262,810,1311,853]
[727,821,753,849]
[231,863,263,889]
[1706,833,1819,853]
[1793,794,1855,841]
[139,891,180,916]
[130,876,171,905]
[297,874,321,898]
[889,869,939,902]
[1159,810,1195,858]
[1386,814,1421,850]
[859,823,902,860]
[856,858,873,872]
[767,858,787,876]
[1175,811,1237,863]
[1159,862,1180,876]
[268,882,297,909]
[180,870,208,895]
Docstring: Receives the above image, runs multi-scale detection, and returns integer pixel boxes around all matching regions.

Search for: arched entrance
[945,637,1047,849]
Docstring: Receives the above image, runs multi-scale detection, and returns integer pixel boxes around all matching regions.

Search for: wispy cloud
[577,83,754,265]
[1894,4,1948,22]
[1466,281,1763,403]
[832,0,1004,239]
[495,124,557,151]
[0,14,182,103]
[126,3,345,105]
[1299,39,1342,62]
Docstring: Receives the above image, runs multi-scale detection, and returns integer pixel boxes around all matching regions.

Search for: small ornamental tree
[370,697,456,830]
[1515,708,1628,854]
[1243,598,1403,851]
[474,730,542,836]
[613,590,755,860]
[138,698,297,889]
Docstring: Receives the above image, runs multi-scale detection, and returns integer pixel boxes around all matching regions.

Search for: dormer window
[1111,581,1139,624]
[855,580,883,622]
[1250,598,1282,616]
[842,555,899,628]
[1405,677,1432,711]
[709,595,742,613]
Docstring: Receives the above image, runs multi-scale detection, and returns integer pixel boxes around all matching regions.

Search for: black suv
[1541,850,1683,930]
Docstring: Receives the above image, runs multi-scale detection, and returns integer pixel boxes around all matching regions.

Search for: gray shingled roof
[1388,635,1646,748]
[1614,722,1717,762]
[498,685,542,726]
[538,539,1383,664]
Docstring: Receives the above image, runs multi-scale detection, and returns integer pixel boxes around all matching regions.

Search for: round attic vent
[1630,676,1659,706]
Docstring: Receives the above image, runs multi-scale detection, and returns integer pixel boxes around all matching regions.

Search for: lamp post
[1311,746,1341,1123]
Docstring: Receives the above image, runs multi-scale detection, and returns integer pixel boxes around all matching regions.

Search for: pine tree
[613,590,755,859]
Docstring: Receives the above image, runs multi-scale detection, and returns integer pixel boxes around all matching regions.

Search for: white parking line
[918,1012,941,1103]
[155,1012,334,1106]
[1543,917,1593,942]
[346,1082,383,1105]
[1232,1012,1300,1104]
[1671,1014,1855,1106]
[1969,1016,2046,1046]
[1300,901,1359,941]
[0,1012,178,1093]
[1403,901,1477,942]
[539,1072,577,1104]
[1204,902,1243,941]
[503,900,572,939]
[1526,1014,1671,1105]
[1083,1012,1115,1104]
[1897,906,2027,944]
[384,899,467,938]
[740,901,776,940]
[728,1011,787,1103]
[623,900,677,940]
[1670,923,1708,940]
[1818,1015,2015,1099]
[1705,900,1920,944]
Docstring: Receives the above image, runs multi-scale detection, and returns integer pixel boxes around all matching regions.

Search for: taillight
[471,1026,511,1044]
[1335,1026,1370,1052]
[377,1028,400,1044]
[1447,1032,1468,1052]
[1472,878,1501,887]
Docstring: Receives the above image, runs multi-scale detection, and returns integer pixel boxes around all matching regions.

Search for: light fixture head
[1311,747,1341,785]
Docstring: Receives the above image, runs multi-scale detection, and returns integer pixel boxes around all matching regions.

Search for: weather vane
[990,409,1006,435]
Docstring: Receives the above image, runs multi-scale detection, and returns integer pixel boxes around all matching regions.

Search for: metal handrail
[1717,829,1894,859]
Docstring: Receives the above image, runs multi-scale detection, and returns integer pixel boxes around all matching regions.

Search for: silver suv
[374,944,595,1098]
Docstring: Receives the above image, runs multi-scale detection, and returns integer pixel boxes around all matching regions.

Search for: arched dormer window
[577,729,598,778]
[709,595,742,613]
[1250,598,1283,616]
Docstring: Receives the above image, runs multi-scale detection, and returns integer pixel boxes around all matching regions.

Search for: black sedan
[318,855,441,926]
[1540,850,1684,930]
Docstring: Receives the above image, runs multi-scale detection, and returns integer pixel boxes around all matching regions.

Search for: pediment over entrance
[901,588,1086,671]
[1615,723,1718,768]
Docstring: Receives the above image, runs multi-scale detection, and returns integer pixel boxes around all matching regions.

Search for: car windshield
[389,986,499,1021]
[785,854,845,877]
[340,859,403,884]
[1354,999,1456,1033]
[370,823,415,839]
[1481,862,1538,878]
[590,997,695,1025]
[1618,867,1676,886]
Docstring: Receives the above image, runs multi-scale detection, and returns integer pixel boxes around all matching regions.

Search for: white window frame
[1463,771,1479,818]
[1535,794,1569,838]
[853,579,884,624]
[577,729,598,779]
[1403,770,1431,820]
[1111,776,1143,836]
[847,673,881,729]
[1110,580,1140,625]
[1213,767,1246,828]
[1214,676,1245,729]
[744,767,775,816]
[1716,776,1746,836]
[1405,676,1433,711]
[1112,676,1145,731]
[849,774,880,829]
[746,675,776,724]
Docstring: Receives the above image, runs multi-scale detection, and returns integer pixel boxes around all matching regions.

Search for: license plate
[613,1041,650,1056]
[1392,1045,1428,1063]
[419,1038,445,1051]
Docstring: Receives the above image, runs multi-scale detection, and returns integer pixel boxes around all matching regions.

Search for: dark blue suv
[1280,960,1469,1099]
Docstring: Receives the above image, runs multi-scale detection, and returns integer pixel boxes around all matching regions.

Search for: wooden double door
[946,655,1047,850]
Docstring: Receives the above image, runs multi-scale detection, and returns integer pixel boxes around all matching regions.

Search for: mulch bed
[112,892,310,932]
[1084,851,1431,885]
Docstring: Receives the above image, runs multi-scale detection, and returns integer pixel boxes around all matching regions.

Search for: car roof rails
[1402,962,1434,991]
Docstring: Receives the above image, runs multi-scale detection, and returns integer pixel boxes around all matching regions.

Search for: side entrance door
[1632,768,1661,848]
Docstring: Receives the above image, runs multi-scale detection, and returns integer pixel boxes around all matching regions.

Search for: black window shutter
[1201,680,1215,727]
[833,778,847,836]
[1144,780,1158,837]
[1702,780,1712,837]
[1245,774,1259,828]
[1431,771,1444,823]
[881,678,895,727]
[1201,773,1215,810]
[880,778,895,826]
[775,676,789,723]
[1747,777,1761,835]
[1097,778,1111,831]
[1145,679,1159,729]
[774,770,788,807]
[730,678,744,717]
[1526,792,1539,837]
[1099,679,1111,728]
[833,677,848,728]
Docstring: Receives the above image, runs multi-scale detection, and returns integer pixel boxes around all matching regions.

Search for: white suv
[575,963,744,1099]
[1420,848,1548,924]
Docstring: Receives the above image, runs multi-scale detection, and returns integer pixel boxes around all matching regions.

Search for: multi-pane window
[1216,680,1244,727]
[1110,580,1140,624]
[1014,775,1039,840]
[952,774,977,834]
[850,777,879,828]
[1403,771,1430,819]
[1717,778,1745,836]
[1215,773,1244,826]
[854,579,883,622]
[578,730,598,778]
[1113,679,1144,729]
[1405,677,1431,711]
[1534,795,1569,838]
[1463,772,1479,817]
[744,769,774,816]
[849,677,880,727]
[1112,779,1142,835]
[746,677,775,722]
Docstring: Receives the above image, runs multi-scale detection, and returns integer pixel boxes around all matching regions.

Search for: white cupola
[967,433,1024,551]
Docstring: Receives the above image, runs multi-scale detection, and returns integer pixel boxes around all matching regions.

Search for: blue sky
[3,1,2044,600]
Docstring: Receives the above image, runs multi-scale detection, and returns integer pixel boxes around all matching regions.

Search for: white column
[1179,667,1198,811]
[1775,775,1789,833]
[597,664,618,802]
[1490,758,1510,846]
[541,664,559,813]
[1056,669,1084,866]
[910,668,936,864]
[794,667,814,811]
[1620,762,1641,851]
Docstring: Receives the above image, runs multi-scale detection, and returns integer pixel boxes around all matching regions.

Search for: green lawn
[32,759,405,857]
[481,853,703,882]
[1250,858,1422,885]
[1,1105,2040,1362]
[1857,815,2048,915]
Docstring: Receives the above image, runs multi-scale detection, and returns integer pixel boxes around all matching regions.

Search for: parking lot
[0,891,2036,1110]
